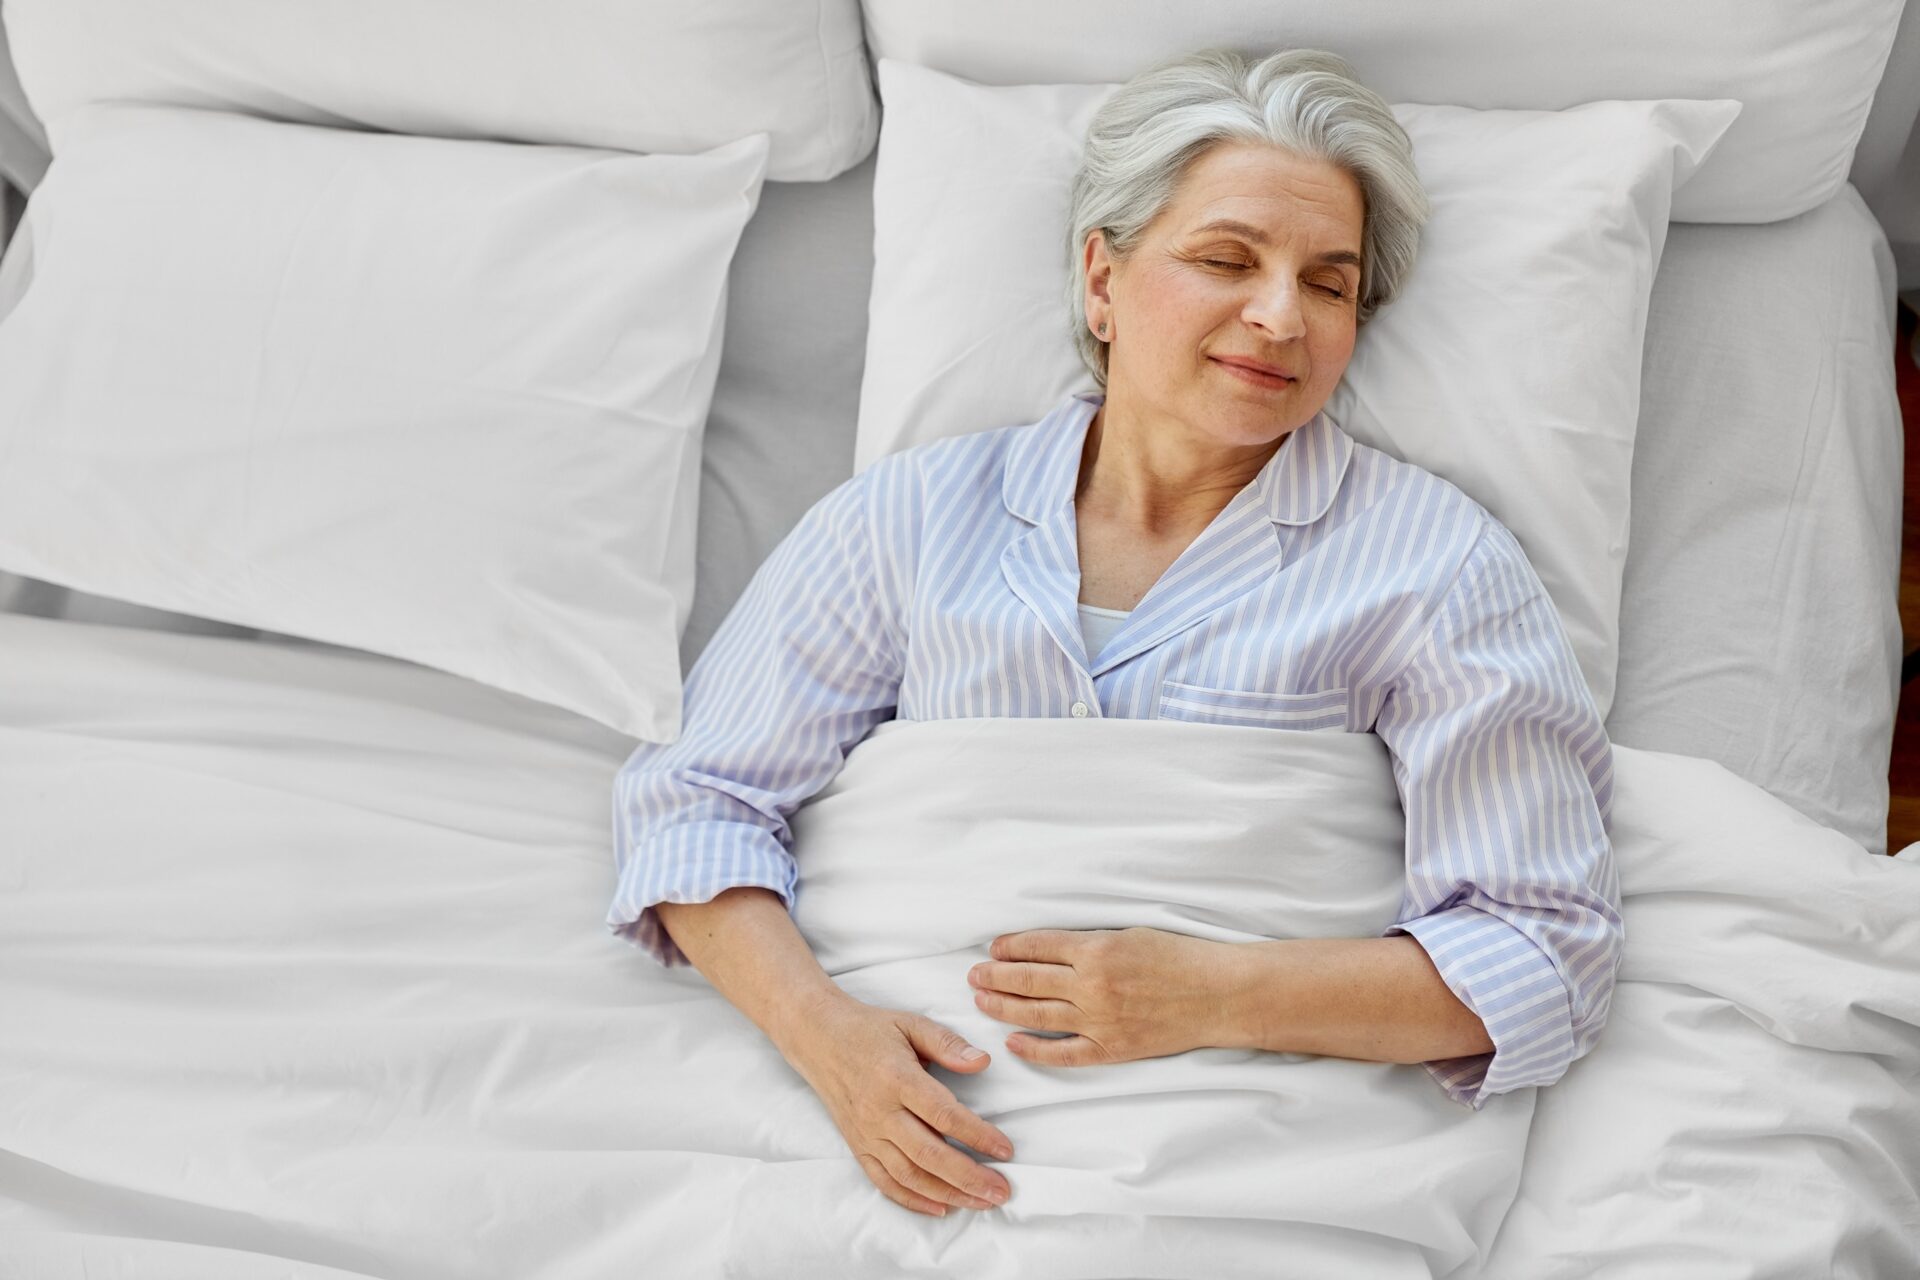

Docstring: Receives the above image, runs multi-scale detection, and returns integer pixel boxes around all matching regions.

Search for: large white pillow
[2,0,874,182]
[861,3,1903,223]
[855,59,1740,723]
[0,103,771,743]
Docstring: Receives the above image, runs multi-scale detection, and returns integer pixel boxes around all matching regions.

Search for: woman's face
[1084,141,1365,445]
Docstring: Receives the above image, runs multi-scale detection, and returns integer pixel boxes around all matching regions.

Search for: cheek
[1143,290,1223,368]
[1136,265,1214,316]
[1312,314,1358,370]
[1164,281,1230,331]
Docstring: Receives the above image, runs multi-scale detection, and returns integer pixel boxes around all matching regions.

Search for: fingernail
[993,1143,1014,1160]
[959,1046,986,1061]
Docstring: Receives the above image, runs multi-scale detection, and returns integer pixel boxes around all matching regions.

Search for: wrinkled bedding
[1,613,1916,1279]
[753,716,1534,1278]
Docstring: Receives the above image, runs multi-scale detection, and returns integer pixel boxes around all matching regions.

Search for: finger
[991,929,1089,964]
[901,1013,992,1074]
[856,1151,949,1218]
[1007,1031,1103,1068]
[974,988,1080,1032]
[875,1135,1000,1212]
[870,1140,966,1210]
[902,1076,1016,1164]
[971,959,1074,999]
[889,1110,1012,1206]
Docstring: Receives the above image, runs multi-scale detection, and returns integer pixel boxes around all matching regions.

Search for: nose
[1242,279,1308,342]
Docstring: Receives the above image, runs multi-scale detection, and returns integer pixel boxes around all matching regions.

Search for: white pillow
[860,2,1903,223]
[0,103,771,742]
[3,0,874,182]
[855,59,1740,722]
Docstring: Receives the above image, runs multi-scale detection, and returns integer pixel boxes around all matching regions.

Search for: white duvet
[1,613,1916,1279]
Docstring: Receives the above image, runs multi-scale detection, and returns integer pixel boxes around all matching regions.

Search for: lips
[1213,356,1296,383]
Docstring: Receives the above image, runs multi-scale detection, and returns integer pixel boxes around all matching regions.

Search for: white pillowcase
[0,103,771,742]
[4,0,875,182]
[855,59,1740,722]
[859,1,1904,223]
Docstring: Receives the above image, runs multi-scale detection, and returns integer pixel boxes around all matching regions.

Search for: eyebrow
[1190,218,1362,267]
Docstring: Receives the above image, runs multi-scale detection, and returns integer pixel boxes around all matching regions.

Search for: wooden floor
[1886,298,1920,856]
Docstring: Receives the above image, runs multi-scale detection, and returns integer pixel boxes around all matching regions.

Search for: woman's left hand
[966,927,1239,1066]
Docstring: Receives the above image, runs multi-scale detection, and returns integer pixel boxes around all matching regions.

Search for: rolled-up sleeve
[606,464,906,968]
[1372,518,1623,1110]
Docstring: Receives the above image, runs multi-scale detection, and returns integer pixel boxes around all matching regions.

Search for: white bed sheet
[2,611,1916,1279]
[1606,182,1903,855]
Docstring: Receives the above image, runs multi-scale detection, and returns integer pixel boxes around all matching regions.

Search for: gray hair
[1066,47,1429,387]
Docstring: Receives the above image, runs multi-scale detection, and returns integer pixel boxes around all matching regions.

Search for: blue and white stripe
[609,389,1622,1111]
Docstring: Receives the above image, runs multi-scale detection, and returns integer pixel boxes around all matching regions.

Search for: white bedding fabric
[0,103,769,743]
[2,612,1917,1279]
[764,716,1536,1278]
[0,172,1900,856]
[1606,183,1903,855]
[858,0,1906,224]
[2,0,877,182]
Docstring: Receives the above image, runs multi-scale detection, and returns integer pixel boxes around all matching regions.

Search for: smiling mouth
[1213,358,1295,387]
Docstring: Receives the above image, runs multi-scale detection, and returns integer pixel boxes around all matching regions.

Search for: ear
[1083,229,1114,329]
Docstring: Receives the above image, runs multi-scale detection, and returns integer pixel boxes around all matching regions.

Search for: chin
[1204,404,1296,443]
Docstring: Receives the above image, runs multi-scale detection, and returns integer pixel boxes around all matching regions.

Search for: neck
[1076,393,1286,537]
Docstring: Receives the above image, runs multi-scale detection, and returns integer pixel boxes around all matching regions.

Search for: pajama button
[1071,701,1090,717]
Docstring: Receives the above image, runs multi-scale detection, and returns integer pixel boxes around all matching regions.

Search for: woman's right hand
[780,993,1017,1218]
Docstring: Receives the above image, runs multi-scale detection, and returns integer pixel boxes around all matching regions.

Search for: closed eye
[1205,260,1347,299]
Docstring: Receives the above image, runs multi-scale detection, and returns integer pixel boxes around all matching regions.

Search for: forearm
[1212,935,1496,1064]
[653,887,851,1057]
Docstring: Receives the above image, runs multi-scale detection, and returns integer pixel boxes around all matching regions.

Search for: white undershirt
[1077,601,1132,666]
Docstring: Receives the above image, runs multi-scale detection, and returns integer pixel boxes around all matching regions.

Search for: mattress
[0,174,1901,854]
[3,608,1917,1279]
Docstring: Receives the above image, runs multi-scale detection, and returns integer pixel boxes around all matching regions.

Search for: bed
[2,3,1917,1278]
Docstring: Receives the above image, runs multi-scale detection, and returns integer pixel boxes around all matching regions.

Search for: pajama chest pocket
[1156,680,1351,731]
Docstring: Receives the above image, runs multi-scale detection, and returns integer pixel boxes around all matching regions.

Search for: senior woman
[608,47,1622,1221]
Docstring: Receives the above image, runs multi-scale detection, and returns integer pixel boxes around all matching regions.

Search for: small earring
[1098,321,1109,339]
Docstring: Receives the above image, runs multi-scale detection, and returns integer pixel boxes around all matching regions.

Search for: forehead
[1158,141,1364,251]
